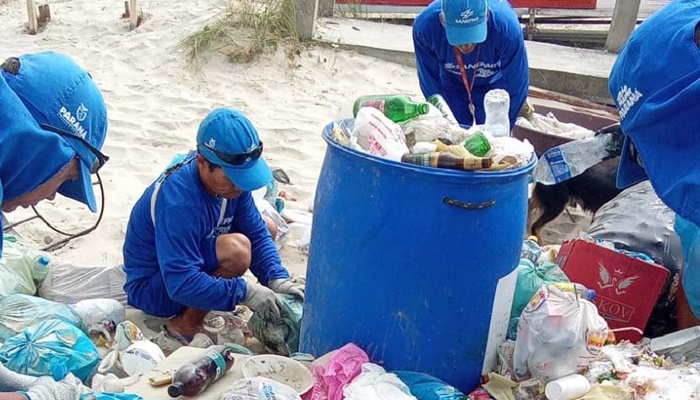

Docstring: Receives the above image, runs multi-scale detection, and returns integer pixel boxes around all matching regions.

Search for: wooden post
[317,0,335,18]
[26,0,38,35]
[605,0,642,53]
[294,0,319,40]
[129,0,139,29]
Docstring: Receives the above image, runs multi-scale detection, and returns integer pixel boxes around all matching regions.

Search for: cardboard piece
[557,239,670,342]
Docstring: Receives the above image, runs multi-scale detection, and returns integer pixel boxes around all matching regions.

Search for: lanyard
[453,46,481,126]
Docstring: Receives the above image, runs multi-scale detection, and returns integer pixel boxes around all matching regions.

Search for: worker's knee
[214,233,251,278]
[262,215,278,241]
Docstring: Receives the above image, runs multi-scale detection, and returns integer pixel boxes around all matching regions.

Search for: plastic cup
[545,374,591,400]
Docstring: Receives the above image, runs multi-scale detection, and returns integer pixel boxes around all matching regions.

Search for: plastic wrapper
[249,294,303,356]
[38,262,127,306]
[515,112,595,140]
[486,135,535,169]
[587,180,682,338]
[221,377,301,400]
[0,294,85,340]
[0,319,100,382]
[394,371,464,400]
[513,284,610,383]
[351,107,409,162]
[343,363,417,400]
[310,343,369,400]
[398,104,455,143]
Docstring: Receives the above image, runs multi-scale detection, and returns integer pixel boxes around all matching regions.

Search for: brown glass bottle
[401,152,492,170]
[167,345,235,397]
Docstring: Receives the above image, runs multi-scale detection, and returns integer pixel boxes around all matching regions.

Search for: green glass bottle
[353,94,430,123]
[463,131,491,157]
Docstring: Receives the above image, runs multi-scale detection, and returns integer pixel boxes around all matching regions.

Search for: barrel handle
[442,196,496,210]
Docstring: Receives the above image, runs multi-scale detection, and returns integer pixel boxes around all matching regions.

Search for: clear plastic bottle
[532,129,625,185]
[33,255,50,282]
[521,236,542,264]
[484,89,511,137]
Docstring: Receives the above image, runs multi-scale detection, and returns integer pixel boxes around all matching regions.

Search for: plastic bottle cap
[586,290,596,301]
[168,382,184,398]
[38,255,50,266]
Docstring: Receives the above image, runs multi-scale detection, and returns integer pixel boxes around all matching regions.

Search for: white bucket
[242,355,313,395]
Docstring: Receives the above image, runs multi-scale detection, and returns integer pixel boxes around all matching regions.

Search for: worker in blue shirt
[413,0,529,129]
[123,108,304,350]
[0,52,108,399]
[608,0,700,329]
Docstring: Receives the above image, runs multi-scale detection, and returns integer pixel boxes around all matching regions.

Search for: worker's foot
[151,325,213,355]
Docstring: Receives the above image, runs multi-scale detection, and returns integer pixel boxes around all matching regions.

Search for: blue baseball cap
[608,0,700,225]
[442,0,488,46]
[3,52,108,212]
[196,108,272,192]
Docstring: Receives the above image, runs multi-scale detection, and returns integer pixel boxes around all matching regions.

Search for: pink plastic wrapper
[310,343,369,400]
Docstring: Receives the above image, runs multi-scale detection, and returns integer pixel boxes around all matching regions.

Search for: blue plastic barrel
[300,122,536,392]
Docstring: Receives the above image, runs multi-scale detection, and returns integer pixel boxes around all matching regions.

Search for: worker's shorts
[125,237,220,318]
[675,214,700,319]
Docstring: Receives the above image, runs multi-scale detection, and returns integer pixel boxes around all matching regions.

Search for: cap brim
[57,158,97,212]
[222,157,273,192]
[446,21,488,46]
[616,136,648,189]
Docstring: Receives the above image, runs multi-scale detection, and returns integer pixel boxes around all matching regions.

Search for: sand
[0,0,424,279]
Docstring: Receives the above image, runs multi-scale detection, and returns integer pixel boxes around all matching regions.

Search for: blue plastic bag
[81,393,144,400]
[394,371,464,400]
[0,319,100,382]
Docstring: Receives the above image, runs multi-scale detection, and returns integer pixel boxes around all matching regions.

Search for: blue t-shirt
[122,158,289,313]
[413,0,529,127]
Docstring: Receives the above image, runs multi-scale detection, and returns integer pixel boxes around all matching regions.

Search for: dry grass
[177,0,303,66]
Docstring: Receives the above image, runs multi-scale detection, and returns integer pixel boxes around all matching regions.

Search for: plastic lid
[168,382,184,398]
[586,289,596,301]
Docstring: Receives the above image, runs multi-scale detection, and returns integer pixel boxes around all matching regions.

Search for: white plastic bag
[352,107,409,162]
[220,377,301,400]
[38,262,127,306]
[0,238,50,296]
[98,340,165,378]
[69,299,126,343]
[486,135,534,168]
[398,104,454,143]
[343,363,417,400]
[0,294,85,340]
[513,284,609,383]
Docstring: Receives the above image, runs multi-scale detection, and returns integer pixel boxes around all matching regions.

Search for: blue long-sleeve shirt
[413,0,529,128]
[122,159,289,313]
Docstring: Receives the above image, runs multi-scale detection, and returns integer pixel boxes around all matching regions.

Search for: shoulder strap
[150,154,195,227]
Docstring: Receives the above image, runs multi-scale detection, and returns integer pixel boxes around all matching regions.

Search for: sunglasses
[198,141,264,166]
[41,124,109,174]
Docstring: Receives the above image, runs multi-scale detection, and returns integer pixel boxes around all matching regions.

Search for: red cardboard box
[557,239,670,342]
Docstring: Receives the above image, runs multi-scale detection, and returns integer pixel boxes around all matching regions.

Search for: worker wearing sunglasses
[0,52,109,257]
[123,108,304,353]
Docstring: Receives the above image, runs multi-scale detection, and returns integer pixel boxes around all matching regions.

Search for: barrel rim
[323,120,537,179]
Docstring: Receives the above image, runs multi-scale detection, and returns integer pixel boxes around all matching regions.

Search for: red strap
[453,46,481,122]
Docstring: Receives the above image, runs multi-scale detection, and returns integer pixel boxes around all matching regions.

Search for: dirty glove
[244,283,285,320]
[0,363,36,392]
[22,374,83,400]
[269,279,305,301]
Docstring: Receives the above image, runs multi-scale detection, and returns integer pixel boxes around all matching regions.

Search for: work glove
[0,363,36,392]
[244,283,285,320]
[22,374,83,400]
[269,278,305,301]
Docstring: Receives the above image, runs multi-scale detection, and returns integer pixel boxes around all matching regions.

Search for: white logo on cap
[58,106,88,139]
[455,9,479,24]
[616,85,643,120]
[76,103,88,122]
[207,138,216,148]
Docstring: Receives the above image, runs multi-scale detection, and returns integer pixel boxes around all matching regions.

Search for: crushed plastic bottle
[484,89,511,137]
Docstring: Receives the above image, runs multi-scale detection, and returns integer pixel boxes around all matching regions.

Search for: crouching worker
[122,108,304,351]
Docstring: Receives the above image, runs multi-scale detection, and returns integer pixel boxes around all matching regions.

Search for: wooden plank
[26,0,38,35]
[295,0,319,40]
[605,0,641,53]
[129,0,138,29]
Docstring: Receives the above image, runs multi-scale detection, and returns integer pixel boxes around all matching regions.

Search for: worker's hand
[244,283,284,320]
[24,374,83,400]
[269,279,305,301]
